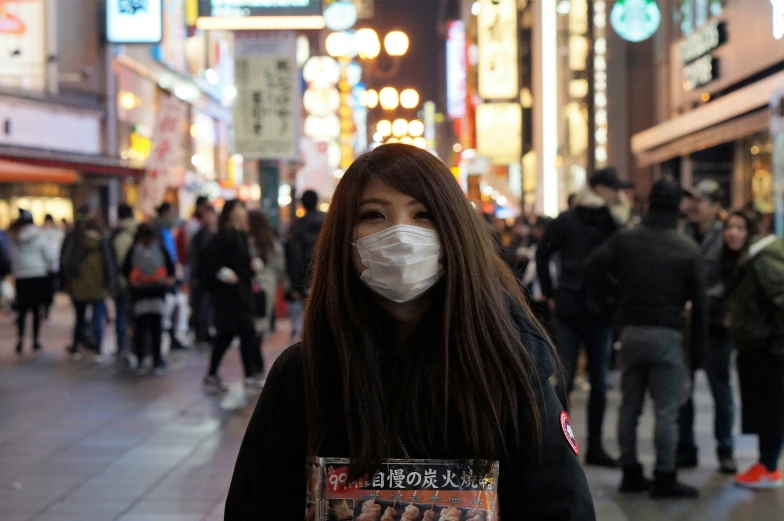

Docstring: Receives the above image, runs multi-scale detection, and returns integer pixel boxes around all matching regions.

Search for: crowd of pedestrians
[0,190,323,395]
[1,144,783,517]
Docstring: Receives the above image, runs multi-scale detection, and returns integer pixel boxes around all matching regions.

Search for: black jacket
[189,227,215,282]
[684,221,726,329]
[202,228,255,331]
[286,211,325,294]
[585,212,707,358]
[225,306,596,521]
[536,191,620,325]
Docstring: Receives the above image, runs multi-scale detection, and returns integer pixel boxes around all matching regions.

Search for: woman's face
[724,216,748,252]
[230,204,248,232]
[353,179,435,275]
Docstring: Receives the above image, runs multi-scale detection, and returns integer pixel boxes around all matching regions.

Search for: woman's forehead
[359,178,421,205]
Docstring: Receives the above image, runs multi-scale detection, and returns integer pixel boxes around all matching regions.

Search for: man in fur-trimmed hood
[536,167,632,468]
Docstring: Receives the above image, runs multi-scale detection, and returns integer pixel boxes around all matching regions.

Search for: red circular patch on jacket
[560,411,579,455]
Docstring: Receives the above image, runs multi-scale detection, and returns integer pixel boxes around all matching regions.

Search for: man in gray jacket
[586,178,706,498]
[678,179,736,474]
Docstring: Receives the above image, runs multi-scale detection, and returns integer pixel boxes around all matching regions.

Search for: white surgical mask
[354,224,444,303]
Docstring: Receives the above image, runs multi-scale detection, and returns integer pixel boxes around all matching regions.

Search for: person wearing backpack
[111,204,137,363]
[122,223,175,375]
[285,190,324,341]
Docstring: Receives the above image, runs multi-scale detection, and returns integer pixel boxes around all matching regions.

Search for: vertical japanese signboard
[477,0,518,100]
[233,31,300,160]
[446,21,467,119]
[137,94,187,216]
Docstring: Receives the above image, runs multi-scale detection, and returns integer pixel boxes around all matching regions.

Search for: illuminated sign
[446,21,466,119]
[198,0,322,17]
[475,103,522,166]
[477,0,517,100]
[106,0,163,44]
[610,0,661,43]
[678,21,725,91]
[774,0,784,40]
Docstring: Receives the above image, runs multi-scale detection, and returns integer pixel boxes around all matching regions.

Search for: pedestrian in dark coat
[586,178,706,498]
[201,200,261,393]
[536,167,632,467]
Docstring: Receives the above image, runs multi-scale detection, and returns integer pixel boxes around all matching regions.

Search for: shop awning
[0,159,79,184]
[631,70,784,167]
[0,146,145,178]
[635,110,770,168]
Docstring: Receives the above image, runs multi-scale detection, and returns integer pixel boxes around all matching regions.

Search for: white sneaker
[244,376,265,390]
[93,353,105,364]
[203,375,228,393]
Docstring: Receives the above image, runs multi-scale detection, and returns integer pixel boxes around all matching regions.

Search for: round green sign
[610,0,662,43]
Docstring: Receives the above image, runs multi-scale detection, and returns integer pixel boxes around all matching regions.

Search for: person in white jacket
[39,214,64,318]
[10,210,54,354]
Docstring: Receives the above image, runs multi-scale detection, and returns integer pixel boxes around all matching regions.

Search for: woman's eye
[415,211,433,220]
[359,210,384,221]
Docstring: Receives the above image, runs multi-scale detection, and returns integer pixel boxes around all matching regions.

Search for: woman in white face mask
[226,144,595,521]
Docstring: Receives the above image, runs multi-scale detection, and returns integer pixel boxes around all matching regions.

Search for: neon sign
[610,0,662,43]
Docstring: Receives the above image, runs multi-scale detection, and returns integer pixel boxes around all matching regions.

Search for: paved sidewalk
[1,301,783,520]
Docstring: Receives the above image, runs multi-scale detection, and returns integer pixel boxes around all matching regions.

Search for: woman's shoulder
[267,343,305,386]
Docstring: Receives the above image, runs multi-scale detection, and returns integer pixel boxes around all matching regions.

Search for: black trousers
[134,313,164,366]
[16,277,47,346]
[209,326,257,378]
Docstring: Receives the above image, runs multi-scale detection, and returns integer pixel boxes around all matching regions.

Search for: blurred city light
[379,87,399,110]
[400,88,420,109]
[384,31,409,56]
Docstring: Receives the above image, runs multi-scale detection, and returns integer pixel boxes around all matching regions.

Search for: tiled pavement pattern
[1,300,783,521]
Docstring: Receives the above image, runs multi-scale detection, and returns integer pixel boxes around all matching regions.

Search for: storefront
[631,0,784,220]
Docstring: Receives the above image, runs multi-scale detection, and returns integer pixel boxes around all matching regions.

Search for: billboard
[106,0,163,44]
[198,0,322,17]
[477,0,518,100]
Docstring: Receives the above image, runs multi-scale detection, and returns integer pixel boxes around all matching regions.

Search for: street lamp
[384,31,409,56]
[326,31,355,58]
[399,88,419,109]
[379,87,399,110]
[376,119,392,136]
[408,119,425,137]
[392,118,408,137]
[363,89,379,109]
[354,28,381,59]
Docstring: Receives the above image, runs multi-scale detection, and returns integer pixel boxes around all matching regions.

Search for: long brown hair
[302,144,554,477]
[247,210,275,263]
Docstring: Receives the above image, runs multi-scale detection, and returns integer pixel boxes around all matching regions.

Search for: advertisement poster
[234,32,300,160]
[475,103,522,166]
[446,21,467,119]
[137,95,187,216]
[0,0,46,90]
[477,0,518,100]
[307,459,499,521]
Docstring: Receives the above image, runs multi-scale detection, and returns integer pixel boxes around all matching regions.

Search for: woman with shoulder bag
[225,144,595,520]
[724,210,784,488]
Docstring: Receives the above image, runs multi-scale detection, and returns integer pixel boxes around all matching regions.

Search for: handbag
[252,282,267,319]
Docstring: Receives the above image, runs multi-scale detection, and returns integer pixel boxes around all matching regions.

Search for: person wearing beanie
[585,178,707,498]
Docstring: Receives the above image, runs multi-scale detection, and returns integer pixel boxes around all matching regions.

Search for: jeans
[134,313,163,366]
[552,317,613,448]
[618,327,686,472]
[73,299,107,354]
[289,300,304,339]
[678,326,735,456]
[760,430,783,472]
[114,292,131,354]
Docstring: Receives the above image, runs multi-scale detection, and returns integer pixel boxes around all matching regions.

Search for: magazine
[307,458,499,521]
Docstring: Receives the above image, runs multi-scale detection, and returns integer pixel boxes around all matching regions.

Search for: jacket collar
[644,210,678,229]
